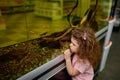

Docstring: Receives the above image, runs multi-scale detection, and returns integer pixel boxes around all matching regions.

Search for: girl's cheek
[72,47,78,53]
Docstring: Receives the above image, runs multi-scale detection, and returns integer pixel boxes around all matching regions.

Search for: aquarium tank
[0,0,112,79]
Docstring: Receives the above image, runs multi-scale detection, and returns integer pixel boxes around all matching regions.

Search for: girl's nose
[70,43,72,47]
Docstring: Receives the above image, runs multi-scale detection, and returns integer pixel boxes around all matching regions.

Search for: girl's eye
[72,43,76,46]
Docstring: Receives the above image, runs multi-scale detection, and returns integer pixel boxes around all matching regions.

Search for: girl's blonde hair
[72,27,102,70]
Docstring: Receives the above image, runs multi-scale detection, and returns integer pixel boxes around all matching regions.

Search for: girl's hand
[64,49,72,60]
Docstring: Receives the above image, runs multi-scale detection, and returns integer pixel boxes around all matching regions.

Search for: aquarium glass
[0,0,113,79]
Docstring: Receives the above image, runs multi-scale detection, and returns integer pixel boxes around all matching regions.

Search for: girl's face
[70,37,79,54]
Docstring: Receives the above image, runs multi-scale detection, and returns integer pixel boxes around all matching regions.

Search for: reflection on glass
[49,68,71,80]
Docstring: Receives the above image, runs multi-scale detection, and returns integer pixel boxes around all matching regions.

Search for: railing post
[104,18,115,46]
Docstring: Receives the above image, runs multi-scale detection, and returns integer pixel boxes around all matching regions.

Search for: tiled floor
[94,30,120,80]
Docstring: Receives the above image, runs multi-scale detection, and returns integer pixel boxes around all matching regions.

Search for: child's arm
[64,49,80,76]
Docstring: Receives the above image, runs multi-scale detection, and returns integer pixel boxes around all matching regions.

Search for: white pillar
[99,18,115,72]
[104,18,115,46]
[99,41,112,72]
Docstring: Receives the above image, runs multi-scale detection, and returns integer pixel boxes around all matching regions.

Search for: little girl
[64,27,101,80]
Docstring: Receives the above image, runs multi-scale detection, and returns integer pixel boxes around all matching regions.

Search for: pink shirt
[72,55,94,80]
